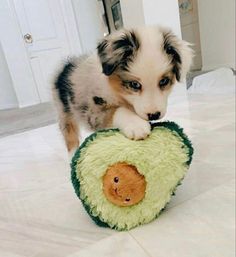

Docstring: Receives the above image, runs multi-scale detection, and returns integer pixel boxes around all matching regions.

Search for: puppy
[52,26,193,154]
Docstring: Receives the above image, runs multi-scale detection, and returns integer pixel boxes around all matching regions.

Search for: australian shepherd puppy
[53,26,193,154]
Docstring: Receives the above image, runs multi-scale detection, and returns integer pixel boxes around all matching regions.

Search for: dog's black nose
[148,112,161,121]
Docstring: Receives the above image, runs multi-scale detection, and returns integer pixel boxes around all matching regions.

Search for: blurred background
[0,0,235,136]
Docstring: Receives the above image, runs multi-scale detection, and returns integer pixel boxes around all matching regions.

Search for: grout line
[167,178,235,211]
[128,232,153,257]
[128,178,235,257]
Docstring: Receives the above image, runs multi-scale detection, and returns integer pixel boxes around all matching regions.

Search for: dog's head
[97,26,193,121]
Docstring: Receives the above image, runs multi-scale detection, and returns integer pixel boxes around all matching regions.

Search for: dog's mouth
[114,188,131,203]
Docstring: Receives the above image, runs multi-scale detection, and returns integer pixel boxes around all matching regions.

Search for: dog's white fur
[53,26,193,153]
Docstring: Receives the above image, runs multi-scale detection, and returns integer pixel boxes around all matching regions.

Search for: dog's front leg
[113,107,151,140]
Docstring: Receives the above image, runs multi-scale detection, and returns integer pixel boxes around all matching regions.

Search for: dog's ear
[97,30,140,76]
[162,29,193,82]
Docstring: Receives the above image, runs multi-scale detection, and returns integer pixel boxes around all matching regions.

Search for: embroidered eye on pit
[114,177,119,183]
[159,77,170,89]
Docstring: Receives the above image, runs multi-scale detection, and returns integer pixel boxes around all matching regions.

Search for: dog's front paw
[121,117,151,140]
[113,107,151,140]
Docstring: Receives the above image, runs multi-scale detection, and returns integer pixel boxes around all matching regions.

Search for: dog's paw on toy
[71,121,194,231]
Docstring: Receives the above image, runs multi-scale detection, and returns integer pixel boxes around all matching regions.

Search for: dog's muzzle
[148,112,161,121]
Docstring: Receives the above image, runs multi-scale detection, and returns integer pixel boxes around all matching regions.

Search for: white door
[13,0,72,102]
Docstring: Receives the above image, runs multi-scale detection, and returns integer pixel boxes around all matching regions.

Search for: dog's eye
[128,81,142,91]
[159,77,170,88]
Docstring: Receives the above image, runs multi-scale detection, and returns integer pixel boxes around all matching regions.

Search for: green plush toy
[71,121,193,231]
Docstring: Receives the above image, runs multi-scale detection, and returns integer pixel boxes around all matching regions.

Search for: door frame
[0,0,82,108]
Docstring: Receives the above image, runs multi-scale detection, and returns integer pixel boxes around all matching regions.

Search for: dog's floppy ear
[162,29,193,82]
[97,30,140,76]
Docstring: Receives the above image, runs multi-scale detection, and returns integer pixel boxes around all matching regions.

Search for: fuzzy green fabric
[71,121,193,231]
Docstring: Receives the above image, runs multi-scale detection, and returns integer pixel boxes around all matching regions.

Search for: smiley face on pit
[103,162,146,207]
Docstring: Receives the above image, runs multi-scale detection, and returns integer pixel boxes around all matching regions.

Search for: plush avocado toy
[71,121,193,231]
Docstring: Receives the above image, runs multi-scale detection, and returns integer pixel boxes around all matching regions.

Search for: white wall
[142,0,182,37]
[121,0,181,37]
[0,42,18,110]
[72,0,106,53]
[198,0,235,70]
[120,0,145,29]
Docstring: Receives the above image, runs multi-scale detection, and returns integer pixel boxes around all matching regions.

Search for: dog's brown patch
[102,107,117,128]
[159,71,176,91]
[60,116,79,151]
[108,75,133,106]
[108,75,125,95]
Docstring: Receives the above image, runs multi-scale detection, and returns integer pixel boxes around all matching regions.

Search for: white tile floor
[0,93,235,257]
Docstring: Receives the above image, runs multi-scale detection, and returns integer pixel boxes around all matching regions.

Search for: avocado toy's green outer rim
[71,121,194,229]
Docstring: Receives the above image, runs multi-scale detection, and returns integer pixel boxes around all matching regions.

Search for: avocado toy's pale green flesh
[71,122,193,231]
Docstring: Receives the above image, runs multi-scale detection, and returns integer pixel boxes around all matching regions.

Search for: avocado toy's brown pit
[103,162,146,207]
